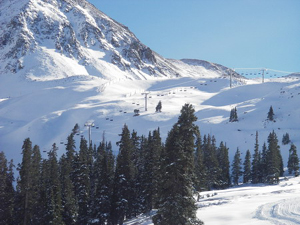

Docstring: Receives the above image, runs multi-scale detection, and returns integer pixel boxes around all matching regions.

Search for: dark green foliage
[0,151,15,225]
[139,129,163,214]
[72,123,80,135]
[46,143,64,224]
[156,101,162,112]
[90,141,114,225]
[251,131,260,184]
[267,106,274,121]
[110,124,135,225]
[229,107,238,122]
[282,133,290,145]
[217,141,231,189]
[287,144,299,176]
[202,134,220,190]
[30,145,42,224]
[243,150,251,183]
[266,131,283,184]
[16,138,33,225]
[75,137,92,225]
[153,104,203,225]
[259,143,268,183]
[194,134,207,191]
[232,148,242,186]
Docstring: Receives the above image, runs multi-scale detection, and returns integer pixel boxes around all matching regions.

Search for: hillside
[0,0,299,166]
[1,70,300,166]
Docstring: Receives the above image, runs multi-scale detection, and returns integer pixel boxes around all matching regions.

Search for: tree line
[0,104,299,224]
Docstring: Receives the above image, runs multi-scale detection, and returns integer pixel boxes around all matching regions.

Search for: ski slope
[123,176,300,225]
[1,72,300,165]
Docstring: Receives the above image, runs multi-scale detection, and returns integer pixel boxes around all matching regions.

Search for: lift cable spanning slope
[233,68,296,83]
[234,68,295,74]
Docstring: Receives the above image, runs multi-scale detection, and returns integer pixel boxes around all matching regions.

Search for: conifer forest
[0,104,299,225]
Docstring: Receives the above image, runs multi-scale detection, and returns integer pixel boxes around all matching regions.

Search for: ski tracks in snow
[255,197,300,225]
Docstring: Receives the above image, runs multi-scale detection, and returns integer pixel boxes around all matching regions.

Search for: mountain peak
[0,0,180,80]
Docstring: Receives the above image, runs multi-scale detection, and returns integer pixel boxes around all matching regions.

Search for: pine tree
[194,134,207,191]
[110,124,135,225]
[266,131,283,184]
[59,154,78,225]
[282,133,290,145]
[46,143,64,225]
[0,151,15,225]
[259,143,268,183]
[287,144,299,176]
[229,107,238,122]
[153,104,203,225]
[267,106,274,121]
[202,134,220,190]
[30,145,42,224]
[60,133,78,225]
[139,128,163,213]
[75,137,92,225]
[243,150,251,183]
[16,138,33,225]
[232,148,242,186]
[251,131,260,184]
[156,101,162,112]
[90,141,113,225]
[217,141,231,189]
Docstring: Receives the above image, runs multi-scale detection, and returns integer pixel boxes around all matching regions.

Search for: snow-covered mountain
[1,0,300,168]
[0,0,182,80]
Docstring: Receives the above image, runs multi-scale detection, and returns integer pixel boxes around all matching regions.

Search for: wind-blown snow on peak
[0,0,180,80]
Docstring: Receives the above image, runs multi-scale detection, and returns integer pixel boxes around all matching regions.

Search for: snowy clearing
[124,176,300,225]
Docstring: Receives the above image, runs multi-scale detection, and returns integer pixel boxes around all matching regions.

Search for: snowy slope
[124,176,300,225]
[1,70,300,166]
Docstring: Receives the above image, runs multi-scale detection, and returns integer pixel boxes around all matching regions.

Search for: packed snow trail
[256,198,300,225]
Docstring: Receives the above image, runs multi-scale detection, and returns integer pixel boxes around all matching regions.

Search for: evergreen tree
[202,134,220,190]
[0,151,15,225]
[266,131,283,184]
[60,133,78,225]
[76,138,92,225]
[72,123,80,135]
[243,150,251,183]
[282,133,290,145]
[251,131,260,184]
[46,143,64,225]
[232,148,242,186]
[217,141,231,189]
[153,104,203,225]
[156,101,162,112]
[229,107,238,122]
[16,138,33,225]
[110,124,135,225]
[287,144,299,176]
[194,134,207,191]
[30,145,42,224]
[259,143,268,183]
[59,154,78,225]
[267,106,274,121]
[90,141,113,225]
[140,128,163,213]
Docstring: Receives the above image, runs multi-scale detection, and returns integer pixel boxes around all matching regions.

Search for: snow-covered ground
[1,72,300,165]
[123,176,300,225]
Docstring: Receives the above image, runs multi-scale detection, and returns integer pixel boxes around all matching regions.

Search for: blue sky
[89,0,300,73]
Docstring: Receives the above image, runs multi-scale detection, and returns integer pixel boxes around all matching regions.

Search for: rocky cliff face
[0,0,180,80]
